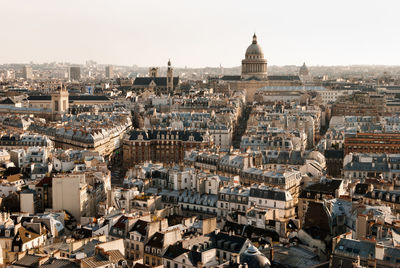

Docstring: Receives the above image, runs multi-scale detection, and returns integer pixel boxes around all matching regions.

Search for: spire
[252,33,257,44]
[168,59,171,67]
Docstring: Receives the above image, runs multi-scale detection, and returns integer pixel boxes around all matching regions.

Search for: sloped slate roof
[28,95,52,101]
[69,95,110,101]
[133,77,179,86]
[0,97,16,104]
[221,75,241,81]
[28,95,110,102]
[249,187,288,201]
[267,75,300,81]
[129,129,204,142]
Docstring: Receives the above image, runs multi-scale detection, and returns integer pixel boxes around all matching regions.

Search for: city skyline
[2,0,400,67]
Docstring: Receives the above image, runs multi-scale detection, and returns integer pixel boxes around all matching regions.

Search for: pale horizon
[2,0,400,68]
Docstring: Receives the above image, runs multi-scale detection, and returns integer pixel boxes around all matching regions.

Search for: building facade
[344,133,400,155]
[123,129,211,167]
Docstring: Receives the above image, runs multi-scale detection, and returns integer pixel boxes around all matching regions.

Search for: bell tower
[167,59,173,93]
[51,83,69,115]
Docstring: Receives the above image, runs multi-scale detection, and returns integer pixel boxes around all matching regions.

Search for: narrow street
[232,105,252,149]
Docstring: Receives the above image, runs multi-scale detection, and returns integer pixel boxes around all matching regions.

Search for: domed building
[240,244,271,268]
[221,33,302,102]
[299,62,309,76]
[241,34,268,80]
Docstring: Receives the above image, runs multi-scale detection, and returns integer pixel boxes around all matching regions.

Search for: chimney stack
[270,247,274,262]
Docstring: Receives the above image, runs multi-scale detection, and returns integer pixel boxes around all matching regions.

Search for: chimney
[270,247,274,262]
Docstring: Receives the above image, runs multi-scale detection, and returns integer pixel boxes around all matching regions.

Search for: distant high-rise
[105,65,114,78]
[22,65,33,79]
[69,66,81,81]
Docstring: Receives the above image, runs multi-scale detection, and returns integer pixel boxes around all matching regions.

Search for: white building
[248,184,296,220]
[209,124,232,150]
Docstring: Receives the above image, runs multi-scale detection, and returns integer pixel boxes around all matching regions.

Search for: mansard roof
[133,77,179,87]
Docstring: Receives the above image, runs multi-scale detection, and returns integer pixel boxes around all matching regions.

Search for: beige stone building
[52,173,88,223]
[220,34,302,102]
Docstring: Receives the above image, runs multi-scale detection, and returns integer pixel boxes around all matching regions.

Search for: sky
[1,0,400,67]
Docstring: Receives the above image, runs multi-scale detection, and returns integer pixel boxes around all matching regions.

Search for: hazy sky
[2,0,400,67]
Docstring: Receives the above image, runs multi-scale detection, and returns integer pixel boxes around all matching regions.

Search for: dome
[240,244,271,268]
[246,34,264,56]
[299,62,309,76]
[246,44,263,55]
[241,33,268,80]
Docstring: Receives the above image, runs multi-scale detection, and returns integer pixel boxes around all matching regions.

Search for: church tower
[51,83,69,115]
[149,67,158,78]
[167,59,173,93]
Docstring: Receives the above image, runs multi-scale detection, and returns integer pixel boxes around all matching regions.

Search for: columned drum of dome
[241,33,268,80]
